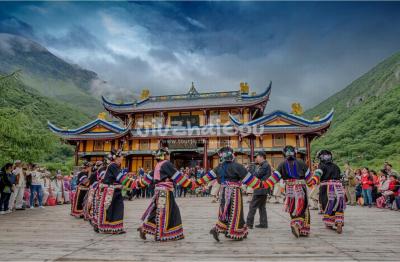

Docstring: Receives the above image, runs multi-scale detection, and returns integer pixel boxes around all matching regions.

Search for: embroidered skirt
[83,183,98,222]
[91,184,102,229]
[284,179,310,236]
[71,185,89,218]
[214,182,248,240]
[97,184,124,234]
[319,180,346,227]
[141,182,184,241]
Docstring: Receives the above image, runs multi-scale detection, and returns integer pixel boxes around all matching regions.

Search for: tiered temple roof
[48,118,130,141]
[102,82,272,115]
[229,109,334,137]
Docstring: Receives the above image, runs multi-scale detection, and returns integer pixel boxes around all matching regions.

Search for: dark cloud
[1,2,400,112]
[0,15,35,39]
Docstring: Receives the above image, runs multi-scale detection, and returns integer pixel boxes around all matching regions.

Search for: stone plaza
[0,197,399,261]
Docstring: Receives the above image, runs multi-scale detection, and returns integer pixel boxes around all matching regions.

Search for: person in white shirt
[41,170,53,205]
[9,160,26,210]
[29,165,44,208]
[52,171,69,204]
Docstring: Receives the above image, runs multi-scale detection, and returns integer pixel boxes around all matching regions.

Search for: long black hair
[1,163,13,174]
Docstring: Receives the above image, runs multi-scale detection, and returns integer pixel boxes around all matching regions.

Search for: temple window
[139,139,150,150]
[296,135,301,148]
[220,110,229,124]
[136,115,144,128]
[272,134,286,147]
[154,115,163,128]
[171,113,200,127]
[143,158,153,171]
[144,114,153,128]
[93,141,104,151]
[218,137,230,147]
[209,110,219,125]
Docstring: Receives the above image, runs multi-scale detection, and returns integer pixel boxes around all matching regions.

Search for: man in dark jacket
[246,151,271,229]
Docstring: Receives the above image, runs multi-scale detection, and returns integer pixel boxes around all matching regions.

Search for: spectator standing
[370,170,379,203]
[6,164,17,212]
[53,171,70,204]
[10,160,26,210]
[29,165,44,209]
[0,163,14,214]
[41,170,52,205]
[343,162,357,206]
[361,167,373,207]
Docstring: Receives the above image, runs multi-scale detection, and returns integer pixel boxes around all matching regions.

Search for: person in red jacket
[386,175,400,205]
[361,167,373,207]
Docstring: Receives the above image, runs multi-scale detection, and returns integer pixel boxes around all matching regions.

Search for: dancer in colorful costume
[312,150,345,233]
[263,145,313,238]
[95,149,135,234]
[136,148,196,241]
[70,161,91,218]
[197,146,268,242]
[91,160,107,231]
[83,161,103,221]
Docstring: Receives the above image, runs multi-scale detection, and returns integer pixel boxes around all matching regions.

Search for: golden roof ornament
[140,89,150,100]
[97,112,107,120]
[240,82,249,94]
[291,103,304,116]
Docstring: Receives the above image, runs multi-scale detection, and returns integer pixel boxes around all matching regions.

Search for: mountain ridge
[0,33,103,116]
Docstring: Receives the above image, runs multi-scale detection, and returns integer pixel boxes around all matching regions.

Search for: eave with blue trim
[102,82,272,114]
[229,109,334,136]
[48,118,130,141]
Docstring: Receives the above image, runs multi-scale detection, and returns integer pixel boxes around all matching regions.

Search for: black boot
[210,228,220,242]
[291,225,300,238]
[137,227,146,240]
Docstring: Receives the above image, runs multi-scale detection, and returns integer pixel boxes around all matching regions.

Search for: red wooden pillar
[305,136,311,167]
[250,136,255,163]
[203,138,208,171]
[74,142,79,166]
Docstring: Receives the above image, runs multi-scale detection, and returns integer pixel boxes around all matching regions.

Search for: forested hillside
[305,51,400,169]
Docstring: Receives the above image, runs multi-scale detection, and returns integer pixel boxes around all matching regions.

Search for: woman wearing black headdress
[262,145,314,238]
[313,150,346,234]
[95,149,134,234]
[196,146,268,242]
[71,161,91,218]
[136,148,196,241]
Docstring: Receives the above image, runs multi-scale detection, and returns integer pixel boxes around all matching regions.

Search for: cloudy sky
[1,1,400,111]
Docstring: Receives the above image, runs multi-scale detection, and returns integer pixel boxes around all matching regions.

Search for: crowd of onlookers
[342,161,400,210]
[0,161,74,215]
[124,166,211,200]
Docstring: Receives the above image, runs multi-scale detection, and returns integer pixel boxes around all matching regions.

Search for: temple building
[48,82,333,172]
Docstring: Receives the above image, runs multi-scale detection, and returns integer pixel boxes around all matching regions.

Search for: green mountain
[305,51,400,170]
[0,71,91,171]
[0,33,102,116]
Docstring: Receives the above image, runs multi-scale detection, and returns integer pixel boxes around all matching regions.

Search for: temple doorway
[170,151,203,169]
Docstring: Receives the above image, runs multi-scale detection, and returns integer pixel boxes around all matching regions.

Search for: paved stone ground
[0,197,399,261]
